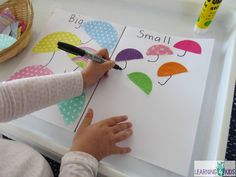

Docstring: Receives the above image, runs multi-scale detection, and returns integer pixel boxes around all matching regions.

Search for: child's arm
[59,108,133,177]
[0,49,115,122]
[0,71,83,122]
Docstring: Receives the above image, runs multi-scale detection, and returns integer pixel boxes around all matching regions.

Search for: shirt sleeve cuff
[61,151,98,175]
[73,71,84,96]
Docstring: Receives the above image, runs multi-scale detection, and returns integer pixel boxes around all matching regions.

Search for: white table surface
[0,0,236,177]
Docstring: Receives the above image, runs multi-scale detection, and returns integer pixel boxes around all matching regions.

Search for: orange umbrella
[157,62,188,85]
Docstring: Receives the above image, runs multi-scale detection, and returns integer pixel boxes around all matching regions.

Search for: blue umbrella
[83,21,118,53]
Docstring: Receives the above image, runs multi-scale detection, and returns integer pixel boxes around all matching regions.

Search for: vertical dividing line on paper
[73,25,128,132]
[74,80,100,132]
[110,26,127,58]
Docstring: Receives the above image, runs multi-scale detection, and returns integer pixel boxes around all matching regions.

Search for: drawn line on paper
[110,26,127,58]
[74,80,100,132]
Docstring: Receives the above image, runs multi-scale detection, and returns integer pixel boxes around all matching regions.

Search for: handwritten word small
[137,30,172,45]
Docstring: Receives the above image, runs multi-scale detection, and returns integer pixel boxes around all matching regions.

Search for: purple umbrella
[115,48,144,69]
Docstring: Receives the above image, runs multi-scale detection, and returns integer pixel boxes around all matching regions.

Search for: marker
[194,0,223,34]
[57,42,123,70]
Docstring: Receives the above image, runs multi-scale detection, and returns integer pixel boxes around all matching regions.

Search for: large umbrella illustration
[146,44,173,62]
[128,72,153,95]
[0,34,16,51]
[33,32,82,53]
[7,55,55,81]
[67,47,96,70]
[115,48,144,69]
[32,32,83,64]
[83,20,118,53]
[173,40,202,57]
[7,64,53,81]
[58,93,86,125]
[57,57,88,124]
[157,62,188,86]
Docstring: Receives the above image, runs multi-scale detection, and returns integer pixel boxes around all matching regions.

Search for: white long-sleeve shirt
[0,71,98,177]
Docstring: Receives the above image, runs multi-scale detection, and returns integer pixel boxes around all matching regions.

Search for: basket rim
[0,0,34,55]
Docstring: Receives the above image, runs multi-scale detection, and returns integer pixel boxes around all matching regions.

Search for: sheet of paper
[86,26,215,176]
[7,9,125,131]
[7,8,215,176]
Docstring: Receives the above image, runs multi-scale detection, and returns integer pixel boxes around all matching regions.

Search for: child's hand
[70,108,133,161]
[82,48,115,89]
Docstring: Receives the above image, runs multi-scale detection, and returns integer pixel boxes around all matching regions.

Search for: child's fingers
[113,129,133,143]
[79,108,93,129]
[112,122,132,134]
[96,48,110,60]
[102,60,115,71]
[103,115,128,126]
[112,146,131,154]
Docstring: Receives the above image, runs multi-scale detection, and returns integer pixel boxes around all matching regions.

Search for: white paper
[8,9,215,176]
[86,26,215,176]
[8,9,125,131]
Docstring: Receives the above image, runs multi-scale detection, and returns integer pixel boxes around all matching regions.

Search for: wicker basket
[0,0,33,63]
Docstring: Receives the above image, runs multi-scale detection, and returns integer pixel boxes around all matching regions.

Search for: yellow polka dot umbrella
[32,32,81,53]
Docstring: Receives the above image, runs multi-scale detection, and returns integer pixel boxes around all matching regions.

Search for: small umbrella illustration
[115,48,144,69]
[67,47,96,69]
[83,21,118,53]
[128,72,153,95]
[0,34,17,51]
[58,93,86,125]
[173,40,202,57]
[157,62,188,86]
[146,44,173,62]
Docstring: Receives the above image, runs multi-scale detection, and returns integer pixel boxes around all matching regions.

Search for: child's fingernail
[123,115,128,119]
[87,108,93,114]
[104,72,109,78]
[127,129,133,135]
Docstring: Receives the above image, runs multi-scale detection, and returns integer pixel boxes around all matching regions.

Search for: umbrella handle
[81,38,93,45]
[73,66,80,71]
[158,75,172,86]
[119,61,127,70]
[147,55,159,62]
[177,51,187,57]
[43,51,56,67]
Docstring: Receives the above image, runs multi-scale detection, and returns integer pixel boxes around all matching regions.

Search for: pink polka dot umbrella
[7,65,53,81]
[146,44,173,62]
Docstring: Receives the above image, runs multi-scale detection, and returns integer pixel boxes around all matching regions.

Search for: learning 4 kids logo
[194,161,236,176]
